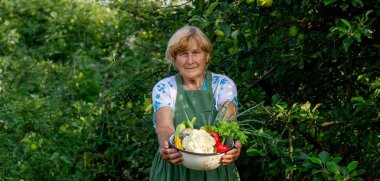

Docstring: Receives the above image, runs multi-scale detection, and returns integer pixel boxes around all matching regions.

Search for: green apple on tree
[30,143,38,151]
[214,29,225,37]
[297,33,304,40]
[257,0,273,7]
[246,0,255,4]
[126,101,134,109]
[288,25,299,37]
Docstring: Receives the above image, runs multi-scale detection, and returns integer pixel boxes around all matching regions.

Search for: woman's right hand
[159,140,183,165]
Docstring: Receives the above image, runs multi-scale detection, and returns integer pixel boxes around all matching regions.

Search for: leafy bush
[0,0,379,180]
[289,151,366,181]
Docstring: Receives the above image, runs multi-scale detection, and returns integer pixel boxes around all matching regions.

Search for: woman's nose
[186,53,196,64]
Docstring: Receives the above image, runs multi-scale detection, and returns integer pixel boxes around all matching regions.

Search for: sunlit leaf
[347,161,358,172]
[309,157,322,165]
[323,0,337,5]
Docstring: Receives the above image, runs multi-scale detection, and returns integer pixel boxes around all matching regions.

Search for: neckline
[175,71,211,92]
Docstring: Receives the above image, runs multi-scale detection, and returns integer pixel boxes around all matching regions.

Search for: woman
[149,25,242,181]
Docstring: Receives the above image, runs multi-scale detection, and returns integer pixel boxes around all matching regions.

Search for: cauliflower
[182,129,216,153]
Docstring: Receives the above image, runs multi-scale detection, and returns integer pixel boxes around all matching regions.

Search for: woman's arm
[218,101,237,121]
[218,101,242,165]
[155,107,175,148]
[155,107,182,165]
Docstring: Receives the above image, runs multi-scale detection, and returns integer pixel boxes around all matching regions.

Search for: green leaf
[312,177,323,181]
[246,148,266,156]
[312,103,321,112]
[271,94,281,106]
[318,151,330,164]
[312,169,322,174]
[326,161,340,175]
[188,15,207,24]
[285,165,297,172]
[323,0,337,5]
[231,30,239,40]
[303,161,314,168]
[347,161,358,172]
[351,96,364,102]
[300,101,311,111]
[353,32,361,42]
[331,156,342,163]
[352,0,364,8]
[336,176,345,181]
[206,2,218,17]
[341,167,349,176]
[309,157,322,165]
[355,169,366,176]
[297,61,304,69]
[343,37,353,52]
[217,22,231,38]
[340,19,351,27]
[337,27,348,37]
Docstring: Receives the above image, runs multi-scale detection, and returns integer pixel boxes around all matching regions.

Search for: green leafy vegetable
[206,120,248,144]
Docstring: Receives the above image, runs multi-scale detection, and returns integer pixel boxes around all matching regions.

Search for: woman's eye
[179,52,187,57]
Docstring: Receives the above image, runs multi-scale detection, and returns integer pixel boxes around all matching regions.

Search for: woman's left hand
[221,140,242,165]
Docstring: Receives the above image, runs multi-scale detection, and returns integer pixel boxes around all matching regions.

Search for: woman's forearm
[155,107,175,149]
[156,125,175,149]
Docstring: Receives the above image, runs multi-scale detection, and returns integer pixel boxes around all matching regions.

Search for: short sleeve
[152,78,175,124]
[213,75,238,110]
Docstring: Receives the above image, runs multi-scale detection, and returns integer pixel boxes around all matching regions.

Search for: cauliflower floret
[182,129,216,153]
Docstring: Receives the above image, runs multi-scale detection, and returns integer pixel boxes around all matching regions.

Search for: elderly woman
[149,25,242,181]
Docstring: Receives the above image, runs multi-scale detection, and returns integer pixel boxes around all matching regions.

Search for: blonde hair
[165,25,213,64]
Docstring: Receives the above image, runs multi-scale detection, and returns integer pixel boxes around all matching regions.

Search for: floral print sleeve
[212,74,238,110]
[151,77,176,125]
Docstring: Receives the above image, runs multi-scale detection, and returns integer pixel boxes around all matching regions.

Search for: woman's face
[174,43,209,81]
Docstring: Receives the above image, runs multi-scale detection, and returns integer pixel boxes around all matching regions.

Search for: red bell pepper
[207,131,221,145]
[208,130,230,152]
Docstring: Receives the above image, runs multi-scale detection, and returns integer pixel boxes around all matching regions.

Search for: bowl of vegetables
[168,132,234,170]
[167,119,245,170]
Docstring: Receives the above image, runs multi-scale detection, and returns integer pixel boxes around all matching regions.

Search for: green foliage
[0,0,379,180]
[289,151,366,180]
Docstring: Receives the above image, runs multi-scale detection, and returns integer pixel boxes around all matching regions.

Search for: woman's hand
[221,140,242,165]
[159,140,183,165]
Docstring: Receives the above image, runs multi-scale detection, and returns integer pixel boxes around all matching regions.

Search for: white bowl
[168,134,234,170]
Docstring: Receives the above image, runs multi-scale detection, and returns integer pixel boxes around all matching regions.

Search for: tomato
[216,144,230,153]
[208,131,221,144]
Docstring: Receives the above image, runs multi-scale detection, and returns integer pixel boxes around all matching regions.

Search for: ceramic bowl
[168,134,234,170]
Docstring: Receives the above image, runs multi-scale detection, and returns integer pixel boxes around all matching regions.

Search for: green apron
[149,71,240,181]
